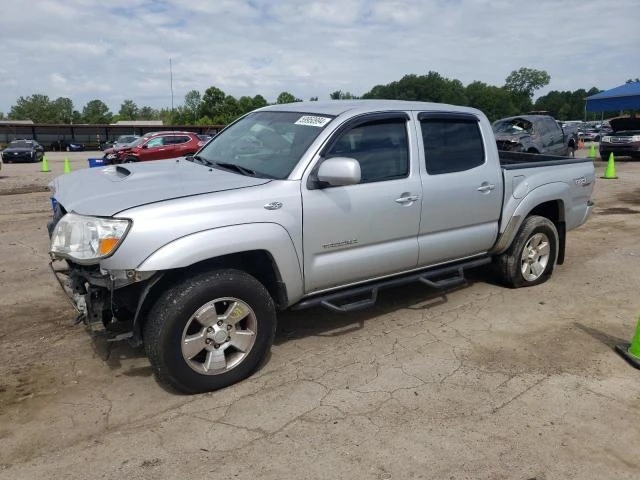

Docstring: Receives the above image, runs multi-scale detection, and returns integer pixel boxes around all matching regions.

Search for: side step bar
[292,257,491,313]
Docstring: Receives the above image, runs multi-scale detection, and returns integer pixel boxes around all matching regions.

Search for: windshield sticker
[295,115,332,127]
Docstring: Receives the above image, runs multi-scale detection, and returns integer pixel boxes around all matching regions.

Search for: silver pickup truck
[47,100,595,393]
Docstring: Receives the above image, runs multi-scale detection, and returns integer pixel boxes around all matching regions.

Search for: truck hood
[609,116,640,133]
[50,158,271,217]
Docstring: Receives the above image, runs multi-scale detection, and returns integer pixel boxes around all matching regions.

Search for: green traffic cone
[588,144,596,158]
[64,157,71,174]
[616,317,640,369]
[602,153,617,179]
[41,155,51,173]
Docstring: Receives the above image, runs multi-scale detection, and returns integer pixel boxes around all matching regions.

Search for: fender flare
[491,182,567,255]
[137,222,304,303]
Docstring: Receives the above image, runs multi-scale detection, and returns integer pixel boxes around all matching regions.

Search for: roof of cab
[258,99,483,117]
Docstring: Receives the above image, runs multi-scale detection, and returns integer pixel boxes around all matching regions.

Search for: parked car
[102,135,142,163]
[113,131,204,163]
[582,128,602,142]
[47,100,595,393]
[1,139,44,163]
[49,139,85,152]
[493,115,578,156]
[599,116,640,160]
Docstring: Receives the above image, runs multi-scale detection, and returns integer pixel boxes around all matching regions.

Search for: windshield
[196,111,334,179]
[116,135,138,144]
[128,133,155,147]
[493,118,533,134]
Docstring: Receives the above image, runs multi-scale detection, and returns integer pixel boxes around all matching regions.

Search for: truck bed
[499,151,592,169]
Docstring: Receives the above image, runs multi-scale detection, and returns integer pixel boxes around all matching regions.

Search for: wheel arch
[492,183,568,259]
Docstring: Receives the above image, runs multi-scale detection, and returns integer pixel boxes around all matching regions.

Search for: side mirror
[317,157,361,187]
[141,144,148,149]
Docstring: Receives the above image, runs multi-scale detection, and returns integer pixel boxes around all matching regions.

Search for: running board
[292,257,490,313]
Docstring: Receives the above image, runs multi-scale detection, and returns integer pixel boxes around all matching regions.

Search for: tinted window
[421,119,485,175]
[165,135,190,145]
[326,119,409,183]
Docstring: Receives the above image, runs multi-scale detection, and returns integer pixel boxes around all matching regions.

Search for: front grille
[610,137,633,144]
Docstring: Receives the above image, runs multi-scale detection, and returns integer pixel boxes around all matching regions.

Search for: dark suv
[493,115,578,157]
[115,131,204,163]
[599,117,640,160]
[1,139,45,163]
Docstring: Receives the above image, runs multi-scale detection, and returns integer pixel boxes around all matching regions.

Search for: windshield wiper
[190,154,215,167]
[212,161,259,177]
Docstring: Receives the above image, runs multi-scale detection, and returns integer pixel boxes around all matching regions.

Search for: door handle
[395,194,419,204]
[477,184,495,193]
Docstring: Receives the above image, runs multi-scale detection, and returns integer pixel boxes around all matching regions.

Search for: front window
[196,111,335,179]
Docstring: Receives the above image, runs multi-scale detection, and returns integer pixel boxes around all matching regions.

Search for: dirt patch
[617,189,640,206]
[599,207,640,215]
[0,185,50,196]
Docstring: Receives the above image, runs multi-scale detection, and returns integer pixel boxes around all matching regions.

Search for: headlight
[632,135,640,142]
[601,136,611,143]
[50,213,131,263]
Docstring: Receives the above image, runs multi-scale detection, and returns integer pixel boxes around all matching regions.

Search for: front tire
[497,215,558,288]
[144,269,277,393]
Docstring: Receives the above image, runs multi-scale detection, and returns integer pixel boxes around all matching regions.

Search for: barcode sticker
[295,115,332,127]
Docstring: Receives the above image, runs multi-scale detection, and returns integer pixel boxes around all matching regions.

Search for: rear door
[416,112,502,266]
[301,113,422,293]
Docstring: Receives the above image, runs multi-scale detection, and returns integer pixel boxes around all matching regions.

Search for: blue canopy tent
[586,81,640,112]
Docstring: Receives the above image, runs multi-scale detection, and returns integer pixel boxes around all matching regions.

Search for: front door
[416,112,503,266]
[302,114,422,293]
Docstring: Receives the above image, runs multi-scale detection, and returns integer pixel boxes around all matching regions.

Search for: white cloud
[0,0,638,114]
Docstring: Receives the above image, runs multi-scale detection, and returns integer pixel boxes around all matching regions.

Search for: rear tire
[497,215,558,288]
[144,269,277,394]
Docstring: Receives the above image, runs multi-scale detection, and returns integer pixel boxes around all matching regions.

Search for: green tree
[238,96,257,115]
[118,99,139,120]
[138,106,157,120]
[330,90,358,100]
[215,96,242,124]
[309,96,319,101]
[465,81,517,121]
[504,67,551,99]
[201,86,226,119]
[362,71,467,105]
[184,90,202,122]
[52,97,74,123]
[9,94,54,122]
[276,91,301,104]
[252,95,268,109]
[82,99,112,124]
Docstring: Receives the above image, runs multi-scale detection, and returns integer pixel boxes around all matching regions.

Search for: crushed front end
[47,198,157,346]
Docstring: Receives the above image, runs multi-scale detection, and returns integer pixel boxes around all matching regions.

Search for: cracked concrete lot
[0,152,639,479]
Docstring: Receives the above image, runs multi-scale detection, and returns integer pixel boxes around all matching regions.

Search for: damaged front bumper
[49,258,161,346]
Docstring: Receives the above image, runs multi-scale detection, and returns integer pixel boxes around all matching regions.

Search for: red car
[115,131,204,163]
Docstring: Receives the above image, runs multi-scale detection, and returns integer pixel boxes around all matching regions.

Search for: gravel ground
[0,147,638,480]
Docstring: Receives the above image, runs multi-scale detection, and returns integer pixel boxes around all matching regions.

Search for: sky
[0,0,638,114]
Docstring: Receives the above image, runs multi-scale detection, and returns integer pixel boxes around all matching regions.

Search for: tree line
[0,68,629,125]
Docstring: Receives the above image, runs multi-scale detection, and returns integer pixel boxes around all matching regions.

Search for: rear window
[421,119,485,175]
